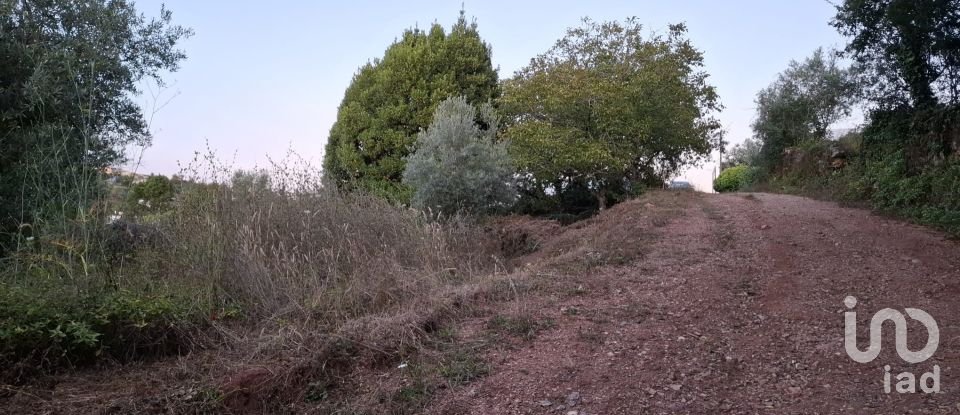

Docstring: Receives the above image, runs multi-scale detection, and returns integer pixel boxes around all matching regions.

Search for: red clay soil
[427,192,960,414]
[4,192,960,414]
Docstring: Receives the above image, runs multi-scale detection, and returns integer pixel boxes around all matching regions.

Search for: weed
[439,350,489,385]
[487,314,552,340]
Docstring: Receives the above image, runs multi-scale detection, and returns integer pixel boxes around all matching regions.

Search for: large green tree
[501,18,721,209]
[0,0,190,252]
[323,12,499,202]
[751,48,858,168]
[833,0,960,108]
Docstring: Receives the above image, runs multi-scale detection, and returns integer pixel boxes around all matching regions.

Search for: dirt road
[428,192,960,414]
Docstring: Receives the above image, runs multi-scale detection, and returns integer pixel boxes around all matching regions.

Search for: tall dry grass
[132,153,504,329]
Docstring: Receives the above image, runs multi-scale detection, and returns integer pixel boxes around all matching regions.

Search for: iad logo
[843,296,941,393]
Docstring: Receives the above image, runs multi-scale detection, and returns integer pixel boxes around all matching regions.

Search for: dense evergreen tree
[323,12,499,203]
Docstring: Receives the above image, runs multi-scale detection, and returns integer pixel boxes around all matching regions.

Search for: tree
[501,18,722,210]
[751,48,858,168]
[323,11,499,203]
[832,0,960,108]
[727,138,762,167]
[127,175,175,215]
[0,0,191,251]
[231,170,272,197]
[402,97,515,215]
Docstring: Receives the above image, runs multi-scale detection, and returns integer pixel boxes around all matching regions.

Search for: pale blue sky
[132,0,854,190]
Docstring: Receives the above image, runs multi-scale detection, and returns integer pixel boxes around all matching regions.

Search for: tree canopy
[322,12,500,203]
[726,137,762,167]
[501,18,721,209]
[833,0,960,108]
[0,0,190,251]
[751,48,858,168]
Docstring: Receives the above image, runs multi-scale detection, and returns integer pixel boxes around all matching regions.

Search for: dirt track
[428,192,960,414]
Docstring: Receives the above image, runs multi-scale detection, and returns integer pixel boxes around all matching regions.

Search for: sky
[131,0,857,192]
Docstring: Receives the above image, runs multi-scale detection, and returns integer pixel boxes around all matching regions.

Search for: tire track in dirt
[428,192,960,414]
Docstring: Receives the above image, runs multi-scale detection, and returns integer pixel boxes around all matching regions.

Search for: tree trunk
[595,191,607,211]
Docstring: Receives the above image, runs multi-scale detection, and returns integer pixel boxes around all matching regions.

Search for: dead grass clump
[130,157,503,325]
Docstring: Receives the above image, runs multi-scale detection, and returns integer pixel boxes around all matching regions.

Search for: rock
[668,384,682,391]
[760,224,770,230]
[787,386,801,394]
[566,411,580,415]
[566,391,581,406]
[538,399,552,407]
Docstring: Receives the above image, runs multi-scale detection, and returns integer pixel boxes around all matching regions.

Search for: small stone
[538,400,552,407]
[760,224,770,230]
[787,386,801,394]
[669,384,682,391]
[566,411,580,415]
[566,391,581,406]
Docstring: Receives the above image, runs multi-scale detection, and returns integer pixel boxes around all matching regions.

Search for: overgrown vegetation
[0,0,192,256]
[727,0,960,236]
[0,2,726,412]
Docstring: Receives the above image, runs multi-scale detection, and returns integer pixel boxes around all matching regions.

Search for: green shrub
[762,148,960,237]
[0,281,199,379]
[126,175,176,216]
[858,152,960,235]
[713,165,753,192]
[403,96,516,216]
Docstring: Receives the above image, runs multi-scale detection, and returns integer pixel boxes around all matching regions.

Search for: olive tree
[0,0,191,253]
[402,97,515,215]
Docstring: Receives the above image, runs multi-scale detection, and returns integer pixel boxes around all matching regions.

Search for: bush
[1,151,505,381]
[0,281,198,381]
[403,96,516,216]
[858,152,960,235]
[126,175,176,216]
[713,165,753,192]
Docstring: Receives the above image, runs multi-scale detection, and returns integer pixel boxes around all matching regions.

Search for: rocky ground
[427,192,960,414]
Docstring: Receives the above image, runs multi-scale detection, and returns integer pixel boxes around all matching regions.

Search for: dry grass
[2,178,705,413]
[1,152,516,413]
